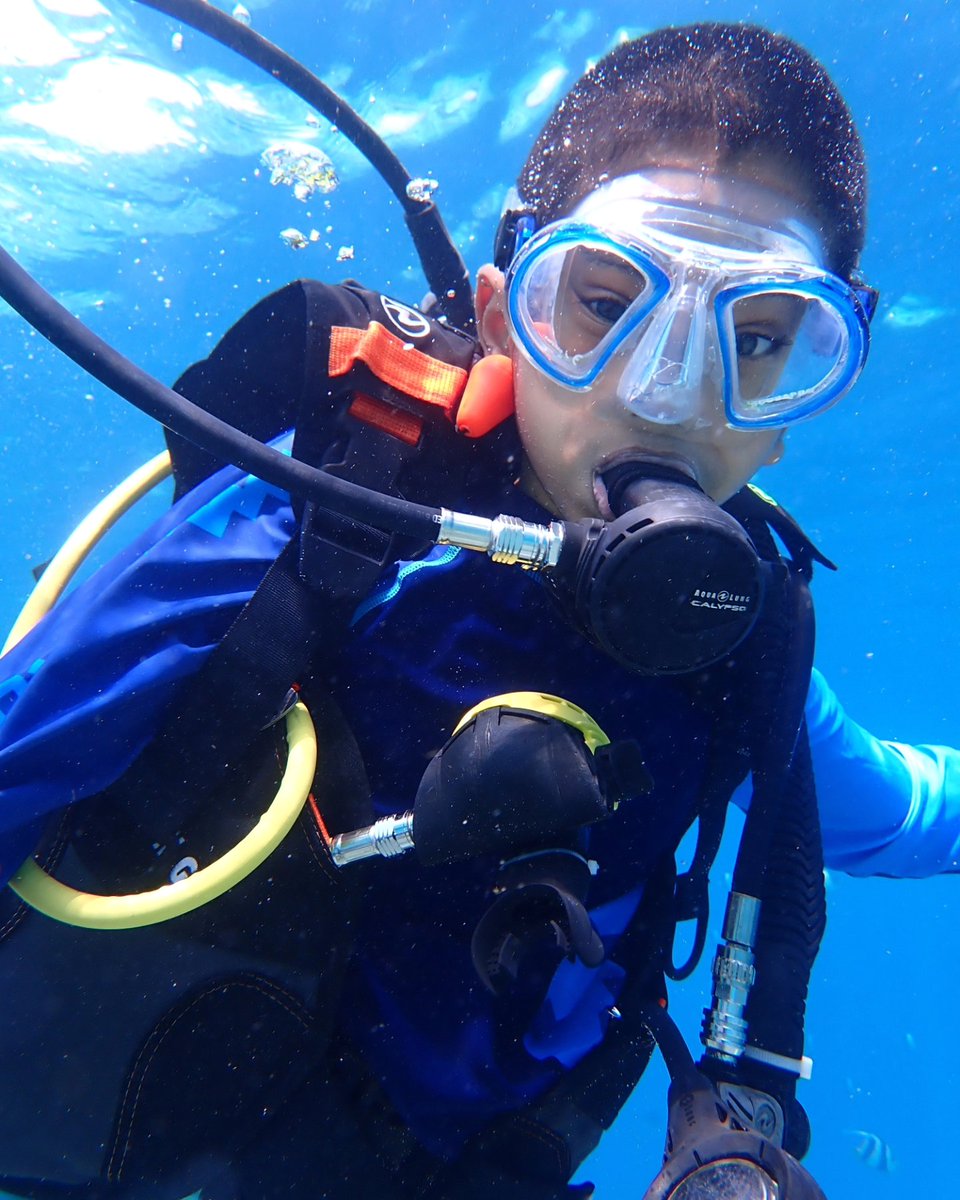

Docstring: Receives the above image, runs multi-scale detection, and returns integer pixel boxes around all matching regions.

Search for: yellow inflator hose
[4,451,318,929]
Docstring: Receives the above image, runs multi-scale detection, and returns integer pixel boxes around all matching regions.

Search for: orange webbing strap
[347,394,423,445]
[329,323,468,417]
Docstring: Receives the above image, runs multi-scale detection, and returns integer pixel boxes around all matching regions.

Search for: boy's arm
[806,668,960,877]
[0,284,319,876]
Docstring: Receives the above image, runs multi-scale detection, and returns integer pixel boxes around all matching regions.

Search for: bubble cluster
[279,228,309,250]
[262,142,339,202]
[405,177,440,203]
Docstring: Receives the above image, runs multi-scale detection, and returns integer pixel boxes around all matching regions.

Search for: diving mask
[504,176,876,429]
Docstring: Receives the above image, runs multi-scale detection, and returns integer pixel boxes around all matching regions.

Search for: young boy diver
[0,20,958,1200]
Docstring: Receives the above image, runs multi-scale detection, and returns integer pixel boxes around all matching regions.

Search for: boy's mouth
[593,449,700,518]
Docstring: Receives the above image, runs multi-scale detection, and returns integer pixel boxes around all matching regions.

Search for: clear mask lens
[507,226,669,386]
[717,282,864,427]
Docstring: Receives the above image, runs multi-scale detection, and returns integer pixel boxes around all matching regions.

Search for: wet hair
[516,24,866,278]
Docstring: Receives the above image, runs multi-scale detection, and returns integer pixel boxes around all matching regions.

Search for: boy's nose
[616,286,717,427]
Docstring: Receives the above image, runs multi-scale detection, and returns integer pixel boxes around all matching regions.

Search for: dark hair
[517,24,866,278]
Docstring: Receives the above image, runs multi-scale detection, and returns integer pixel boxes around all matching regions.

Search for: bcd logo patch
[380,296,431,339]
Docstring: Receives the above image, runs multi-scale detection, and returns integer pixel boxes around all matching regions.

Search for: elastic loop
[666,902,708,982]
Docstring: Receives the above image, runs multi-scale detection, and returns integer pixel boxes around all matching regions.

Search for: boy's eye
[729,293,805,363]
[563,248,647,327]
[584,292,632,325]
[735,329,783,359]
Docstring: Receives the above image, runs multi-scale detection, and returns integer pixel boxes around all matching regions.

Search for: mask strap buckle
[493,201,538,270]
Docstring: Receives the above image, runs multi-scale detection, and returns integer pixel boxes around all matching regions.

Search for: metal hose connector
[702,891,761,1063]
[329,812,416,866]
[437,509,564,570]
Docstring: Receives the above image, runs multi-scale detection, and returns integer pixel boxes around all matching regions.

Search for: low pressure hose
[702,570,825,1158]
[0,247,567,572]
[0,243,441,542]
[135,0,475,330]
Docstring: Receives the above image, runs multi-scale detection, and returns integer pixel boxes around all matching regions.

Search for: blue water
[1,0,958,1194]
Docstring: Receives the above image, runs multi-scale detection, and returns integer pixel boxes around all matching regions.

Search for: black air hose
[136,0,475,330]
[744,727,826,1067]
[717,567,826,1158]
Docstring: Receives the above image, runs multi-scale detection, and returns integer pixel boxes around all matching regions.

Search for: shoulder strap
[164,280,359,498]
[164,279,483,499]
[724,484,836,579]
[85,537,367,886]
[94,284,487,880]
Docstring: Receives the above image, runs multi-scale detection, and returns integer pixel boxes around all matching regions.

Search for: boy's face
[477,156,829,518]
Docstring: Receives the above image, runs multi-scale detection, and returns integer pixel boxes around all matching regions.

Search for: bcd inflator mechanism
[328,693,649,999]
[326,692,650,869]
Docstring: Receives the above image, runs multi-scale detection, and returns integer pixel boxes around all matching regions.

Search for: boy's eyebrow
[574,249,646,283]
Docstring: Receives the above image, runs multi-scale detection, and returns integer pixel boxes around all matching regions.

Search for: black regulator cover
[413,704,650,998]
[554,462,766,676]
[412,704,650,867]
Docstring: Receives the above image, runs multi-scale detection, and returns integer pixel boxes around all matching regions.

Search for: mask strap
[853,282,879,323]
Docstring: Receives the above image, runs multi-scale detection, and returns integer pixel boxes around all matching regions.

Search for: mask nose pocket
[618,286,716,426]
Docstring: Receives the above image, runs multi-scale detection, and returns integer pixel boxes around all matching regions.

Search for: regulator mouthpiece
[557,460,765,675]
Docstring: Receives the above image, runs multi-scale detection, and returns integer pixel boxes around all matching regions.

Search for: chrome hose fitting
[437,509,564,570]
[329,812,416,867]
[702,891,761,1063]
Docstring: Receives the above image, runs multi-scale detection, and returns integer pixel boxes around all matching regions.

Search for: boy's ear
[475,264,511,355]
[765,431,787,467]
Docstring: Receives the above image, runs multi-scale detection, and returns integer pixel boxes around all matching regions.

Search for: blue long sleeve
[730,669,960,877]
[804,668,960,877]
[806,672,955,878]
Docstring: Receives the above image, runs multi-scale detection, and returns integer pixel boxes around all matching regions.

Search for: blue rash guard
[0,445,958,1158]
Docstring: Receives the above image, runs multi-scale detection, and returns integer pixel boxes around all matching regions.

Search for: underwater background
[1,0,957,1194]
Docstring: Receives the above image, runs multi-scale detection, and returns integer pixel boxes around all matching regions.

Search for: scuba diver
[0,11,958,1199]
